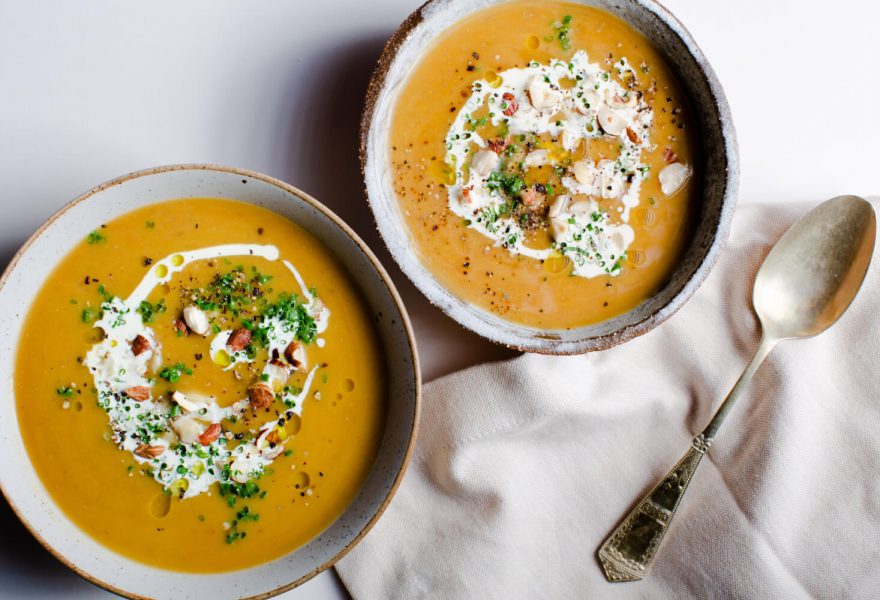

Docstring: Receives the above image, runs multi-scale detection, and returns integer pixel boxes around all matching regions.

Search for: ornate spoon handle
[598,337,775,582]
[597,435,709,582]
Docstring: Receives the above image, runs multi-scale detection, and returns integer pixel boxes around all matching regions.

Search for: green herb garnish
[86,230,106,244]
[158,362,192,383]
[552,15,573,51]
[137,299,167,324]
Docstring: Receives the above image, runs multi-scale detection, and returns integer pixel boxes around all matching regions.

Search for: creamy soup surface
[15,198,386,572]
[389,0,699,329]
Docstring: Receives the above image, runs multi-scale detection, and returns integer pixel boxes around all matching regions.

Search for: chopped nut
[663,147,678,163]
[568,198,594,218]
[470,150,499,178]
[559,128,578,151]
[134,443,164,459]
[266,361,290,385]
[261,444,284,460]
[131,335,151,356]
[501,92,519,116]
[597,107,627,136]
[266,430,282,445]
[548,195,573,240]
[197,423,221,446]
[125,386,151,402]
[172,415,203,444]
[572,160,597,186]
[548,194,570,219]
[486,137,508,154]
[626,127,641,145]
[173,319,190,336]
[248,383,274,410]
[149,349,163,374]
[609,93,638,109]
[523,149,550,168]
[461,186,474,204]
[527,77,562,110]
[659,162,692,196]
[171,390,204,413]
[182,305,210,336]
[519,186,546,208]
[227,328,251,352]
[284,341,307,370]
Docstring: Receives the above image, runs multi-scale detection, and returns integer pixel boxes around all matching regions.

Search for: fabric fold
[337,200,880,600]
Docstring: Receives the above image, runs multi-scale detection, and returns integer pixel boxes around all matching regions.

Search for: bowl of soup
[0,164,419,598]
[361,0,738,353]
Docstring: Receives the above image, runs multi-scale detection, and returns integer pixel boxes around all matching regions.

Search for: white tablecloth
[337,200,880,599]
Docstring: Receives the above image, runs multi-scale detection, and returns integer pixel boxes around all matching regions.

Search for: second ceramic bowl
[361,0,739,354]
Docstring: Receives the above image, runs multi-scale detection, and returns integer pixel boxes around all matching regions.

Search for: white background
[0,0,877,598]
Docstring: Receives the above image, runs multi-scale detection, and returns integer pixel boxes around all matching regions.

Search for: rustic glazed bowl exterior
[0,165,420,599]
[361,0,739,354]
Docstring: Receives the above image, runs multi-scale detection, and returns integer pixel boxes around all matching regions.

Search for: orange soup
[390,0,698,329]
[15,198,385,572]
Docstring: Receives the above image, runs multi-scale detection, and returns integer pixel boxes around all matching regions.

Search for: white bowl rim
[0,163,421,599]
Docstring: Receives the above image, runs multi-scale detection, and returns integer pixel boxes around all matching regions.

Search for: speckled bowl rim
[0,164,421,600]
[360,0,739,354]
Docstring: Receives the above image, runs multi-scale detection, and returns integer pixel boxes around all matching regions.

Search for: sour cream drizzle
[84,244,328,498]
[127,244,280,307]
[444,50,672,278]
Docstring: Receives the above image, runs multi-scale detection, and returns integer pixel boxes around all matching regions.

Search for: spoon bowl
[754,195,876,340]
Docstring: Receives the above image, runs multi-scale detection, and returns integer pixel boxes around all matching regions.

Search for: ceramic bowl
[0,165,420,599]
[361,0,739,354]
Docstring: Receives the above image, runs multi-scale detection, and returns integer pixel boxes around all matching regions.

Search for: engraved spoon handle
[597,337,776,582]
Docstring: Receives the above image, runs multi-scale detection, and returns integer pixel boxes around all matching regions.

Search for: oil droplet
[286,413,302,436]
[155,264,169,278]
[150,493,171,518]
[213,349,231,368]
[342,379,355,393]
[102,431,112,442]
[543,252,571,274]
[525,35,540,50]
[293,471,310,489]
[75,401,83,412]
[486,70,503,88]
[171,254,184,267]
[169,478,189,498]
[159,284,171,296]
[429,160,456,186]
[628,249,645,267]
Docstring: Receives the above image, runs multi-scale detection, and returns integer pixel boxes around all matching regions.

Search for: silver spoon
[598,195,876,582]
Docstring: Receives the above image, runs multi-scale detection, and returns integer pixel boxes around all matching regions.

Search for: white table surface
[0,0,877,597]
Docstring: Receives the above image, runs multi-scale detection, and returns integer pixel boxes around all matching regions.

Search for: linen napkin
[336,199,880,599]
